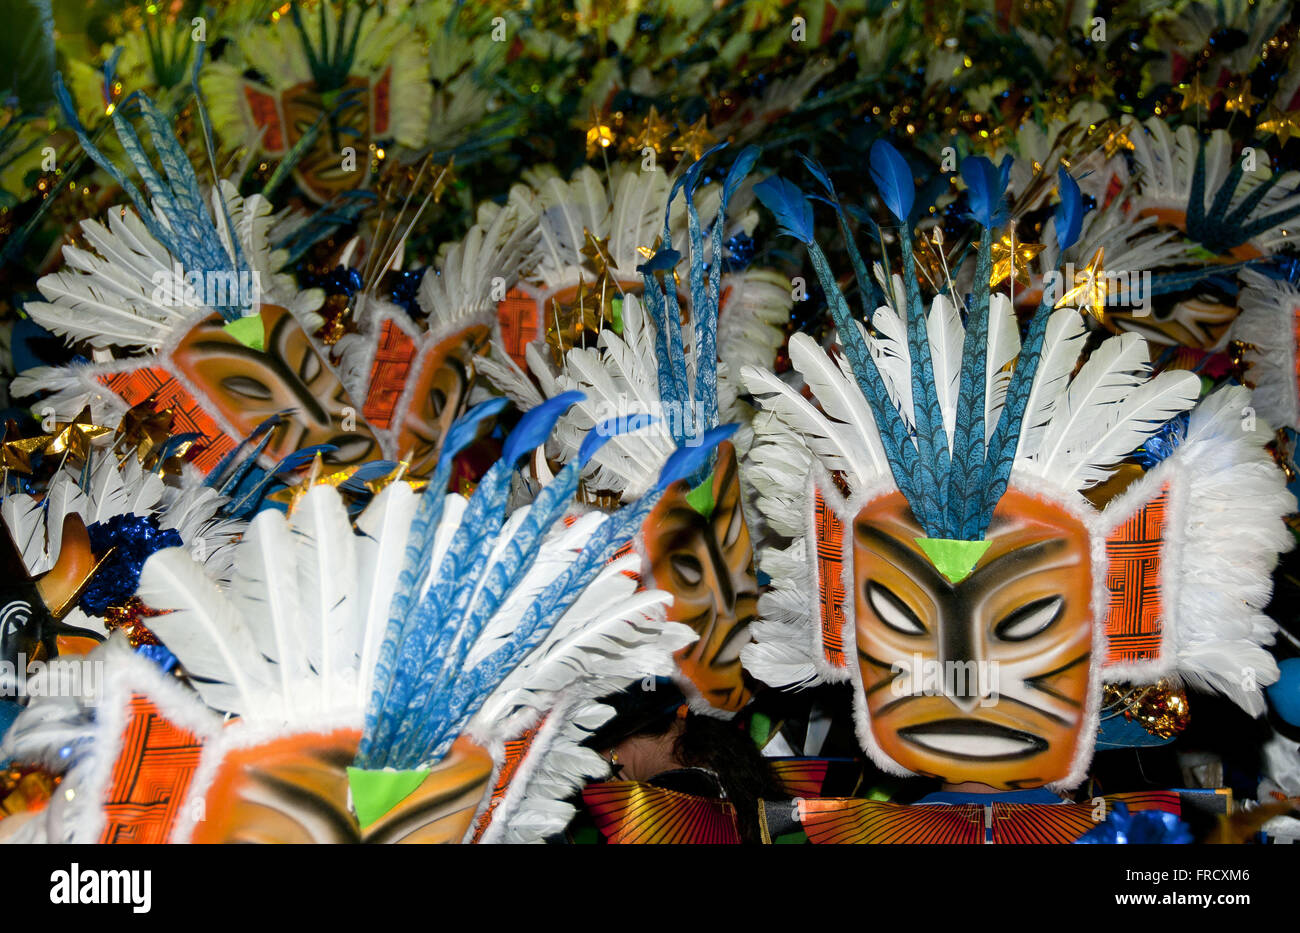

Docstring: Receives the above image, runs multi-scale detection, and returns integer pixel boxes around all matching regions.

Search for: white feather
[355,482,418,705]
[741,362,879,491]
[926,293,963,452]
[136,547,274,715]
[1061,369,1201,488]
[292,484,359,708]
[984,293,1021,444]
[1015,308,1088,461]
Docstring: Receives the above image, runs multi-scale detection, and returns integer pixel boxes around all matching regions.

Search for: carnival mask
[396,325,489,477]
[172,305,379,468]
[243,72,389,204]
[852,488,1094,789]
[188,730,492,844]
[644,442,756,712]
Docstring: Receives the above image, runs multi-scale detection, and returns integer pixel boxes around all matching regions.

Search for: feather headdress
[485,147,788,500]
[743,144,1293,788]
[27,66,320,350]
[1,398,716,843]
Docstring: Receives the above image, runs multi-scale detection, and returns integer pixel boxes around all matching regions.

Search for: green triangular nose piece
[685,472,715,518]
[222,314,265,351]
[347,766,430,830]
[914,537,992,584]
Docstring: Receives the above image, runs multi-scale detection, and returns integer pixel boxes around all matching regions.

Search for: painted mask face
[852,488,1093,789]
[644,442,756,712]
[172,305,379,469]
[242,72,385,204]
[189,731,493,844]
[396,325,489,477]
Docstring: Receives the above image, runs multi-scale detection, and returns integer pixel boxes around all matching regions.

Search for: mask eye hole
[298,349,322,383]
[866,583,926,636]
[721,501,742,548]
[670,553,703,588]
[221,375,273,401]
[994,596,1063,642]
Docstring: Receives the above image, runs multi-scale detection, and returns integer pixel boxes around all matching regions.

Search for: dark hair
[633,710,784,844]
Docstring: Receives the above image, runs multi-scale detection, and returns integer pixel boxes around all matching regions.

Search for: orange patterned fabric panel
[769,759,830,799]
[797,792,1180,844]
[99,368,236,475]
[800,798,984,844]
[813,489,848,668]
[99,693,204,844]
[362,318,416,430]
[497,288,539,368]
[1103,484,1170,665]
[582,782,742,844]
[470,719,543,843]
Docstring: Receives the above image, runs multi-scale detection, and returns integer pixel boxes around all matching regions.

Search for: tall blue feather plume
[803,240,922,509]
[398,416,641,761]
[359,398,508,764]
[379,395,583,762]
[945,227,995,537]
[977,296,1054,532]
[894,224,950,536]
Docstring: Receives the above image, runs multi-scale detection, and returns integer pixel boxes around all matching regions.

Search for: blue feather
[754,176,814,243]
[635,248,681,273]
[961,155,1010,229]
[339,460,401,494]
[804,240,922,510]
[897,228,951,534]
[724,146,761,202]
[205,413,285,488]
[273,445,337,474]
[945,227,995,537]
[579,415,647,465]
[696,146,760,433]
[439,397,509,472]
[799,154,884,313]
[1055,168,1084,253]
[637,271,686,414]
[503,391,584,465]
[978,295,1053,532]
[869,140,915,223]
[656,423,738,491]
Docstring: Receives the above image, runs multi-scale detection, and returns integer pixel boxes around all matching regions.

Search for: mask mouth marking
[897,720,1048,761]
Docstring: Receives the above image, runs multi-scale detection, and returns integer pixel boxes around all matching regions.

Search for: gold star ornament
[43,406,112,461]
[989,234,1045,289]
[1054,246,1109,321]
